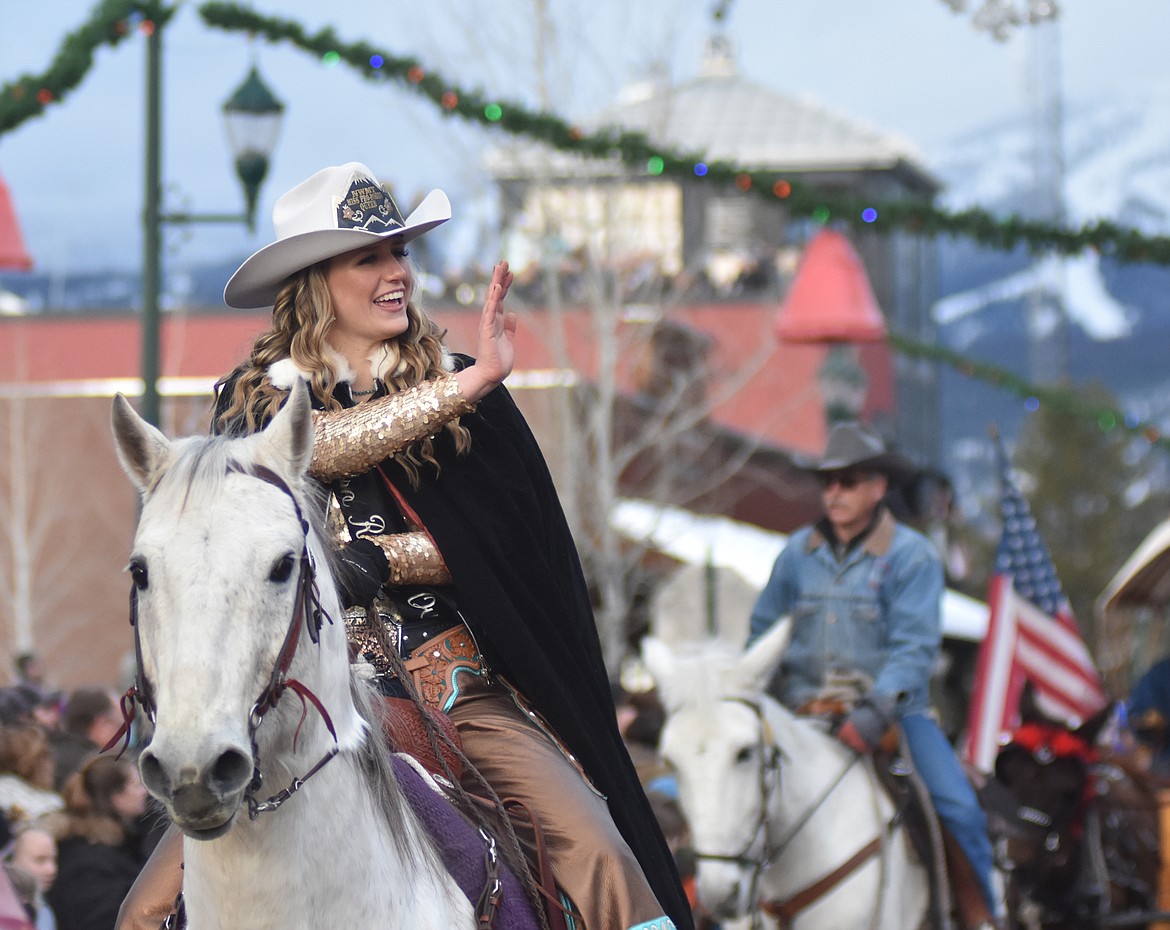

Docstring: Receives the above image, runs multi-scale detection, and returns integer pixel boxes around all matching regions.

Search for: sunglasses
[817,470,873,490]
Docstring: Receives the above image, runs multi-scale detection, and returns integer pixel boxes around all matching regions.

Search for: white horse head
[643,621,792,920]
[643,622,929,930]
[112,382,357,835]
[111,383,474,929]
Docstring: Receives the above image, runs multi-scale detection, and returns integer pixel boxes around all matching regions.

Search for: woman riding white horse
[111,383,489,929]
[118,160,688,930]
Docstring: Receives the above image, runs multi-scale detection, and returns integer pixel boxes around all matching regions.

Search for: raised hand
[457,260,516,402]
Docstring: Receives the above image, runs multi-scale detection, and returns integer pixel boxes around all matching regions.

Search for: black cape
[217,364,693,930]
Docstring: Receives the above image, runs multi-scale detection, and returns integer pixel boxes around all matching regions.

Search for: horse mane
[348,676,451,884]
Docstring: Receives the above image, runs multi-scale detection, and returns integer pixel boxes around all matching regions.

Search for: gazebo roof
[487,36,939,189]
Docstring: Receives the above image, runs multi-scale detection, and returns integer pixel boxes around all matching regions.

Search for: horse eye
[128,559,149,590]
[735,746,754,765]
[269,554,296,583]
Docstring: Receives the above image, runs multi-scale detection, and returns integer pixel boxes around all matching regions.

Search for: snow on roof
[488,44,936,185]
[611,498,988,641]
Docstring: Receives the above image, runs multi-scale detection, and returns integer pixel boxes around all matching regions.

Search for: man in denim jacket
[749,422,998,929]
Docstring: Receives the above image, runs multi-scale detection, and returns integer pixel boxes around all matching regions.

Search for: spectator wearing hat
[747,421,998,930]
[48,691,120,794]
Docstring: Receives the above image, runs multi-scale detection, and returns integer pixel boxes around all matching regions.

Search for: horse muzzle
[139,740,255,839]
[696,863,754,920]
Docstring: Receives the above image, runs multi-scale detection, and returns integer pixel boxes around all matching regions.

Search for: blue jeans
[901,713,997,913]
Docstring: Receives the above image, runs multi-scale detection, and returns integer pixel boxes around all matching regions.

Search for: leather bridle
[688,696,893,930]
[690,697,785,878]
[111,462,340,821]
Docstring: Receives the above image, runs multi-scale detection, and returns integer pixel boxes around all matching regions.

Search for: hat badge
[335,176,404,233]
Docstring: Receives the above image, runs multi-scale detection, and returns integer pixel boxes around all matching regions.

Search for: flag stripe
[1015,600,1098,669]
[965,574,1017,769]
[1015,632,1104,703]
[1016,638,1104,712]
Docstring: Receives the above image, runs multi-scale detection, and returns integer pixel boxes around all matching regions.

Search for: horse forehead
[664,700,760,754]
[138,471,301,546]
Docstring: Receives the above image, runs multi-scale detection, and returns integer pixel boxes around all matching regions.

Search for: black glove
[837,694,896,753]
[337,537,390,606]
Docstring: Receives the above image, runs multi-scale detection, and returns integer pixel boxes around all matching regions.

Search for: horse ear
[260,380,315,478]
[640,637,681,711]
[735,617,791,693]
[111,393,171,493]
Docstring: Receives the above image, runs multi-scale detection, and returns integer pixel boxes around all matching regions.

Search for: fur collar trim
[266,343,455,389]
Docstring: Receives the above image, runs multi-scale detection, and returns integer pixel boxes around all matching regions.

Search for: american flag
[963,435,1107,771]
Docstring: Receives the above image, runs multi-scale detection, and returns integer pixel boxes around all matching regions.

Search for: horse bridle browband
[111,462,340,820]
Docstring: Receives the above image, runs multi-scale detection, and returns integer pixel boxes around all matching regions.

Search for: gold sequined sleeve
[310,374,475,481]
[368,531,453,586]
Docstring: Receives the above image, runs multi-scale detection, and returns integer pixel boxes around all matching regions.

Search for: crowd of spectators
[0,653,161,930]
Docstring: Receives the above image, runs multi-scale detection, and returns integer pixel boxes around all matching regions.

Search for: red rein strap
[283,678,338,752]
[102,686,141,759]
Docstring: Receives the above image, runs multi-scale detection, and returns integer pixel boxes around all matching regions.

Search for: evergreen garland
[195,2,1170,267]
[887,331,1169,450]
[0,0,176,136]
[4,0,1169,265]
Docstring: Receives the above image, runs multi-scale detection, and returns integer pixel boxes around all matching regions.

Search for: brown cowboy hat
[798,422,918,485]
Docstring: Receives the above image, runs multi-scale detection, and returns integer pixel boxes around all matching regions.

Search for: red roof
[775,229,887,344]
[0,173,32,272]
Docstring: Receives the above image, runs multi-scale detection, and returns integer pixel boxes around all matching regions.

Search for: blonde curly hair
[214,259,471,483]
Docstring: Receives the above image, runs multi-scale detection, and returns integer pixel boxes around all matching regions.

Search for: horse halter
[111,462,340,820]
[690,697,784,880]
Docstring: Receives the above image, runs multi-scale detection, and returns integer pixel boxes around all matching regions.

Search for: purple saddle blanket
[391,755,543,930]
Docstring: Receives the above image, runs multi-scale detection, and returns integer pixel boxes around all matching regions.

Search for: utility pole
[1025,15,1069,385]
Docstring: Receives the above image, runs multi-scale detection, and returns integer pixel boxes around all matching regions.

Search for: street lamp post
[140,21,284,426]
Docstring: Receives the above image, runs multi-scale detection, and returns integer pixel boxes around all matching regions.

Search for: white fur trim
[366,343,455,381]
[368,345,397,384]
[267,343,452,391]
[266,357,304,391]
[325,346,358,384]
[267,348,358,389]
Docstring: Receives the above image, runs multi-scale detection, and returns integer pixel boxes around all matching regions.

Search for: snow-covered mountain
[926,84,1170,495]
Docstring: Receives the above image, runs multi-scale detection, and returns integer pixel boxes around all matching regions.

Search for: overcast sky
[3,0,1170,278]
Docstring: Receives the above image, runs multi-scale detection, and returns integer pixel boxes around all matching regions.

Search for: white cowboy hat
[224,162,451,310]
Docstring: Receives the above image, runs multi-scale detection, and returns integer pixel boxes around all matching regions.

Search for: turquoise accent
[628,918,677,930]
[561,892,578,930]
[440,664,487,714]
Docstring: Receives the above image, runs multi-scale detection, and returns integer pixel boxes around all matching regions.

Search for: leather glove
[836,695,895,754]
[338,537,391,605]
